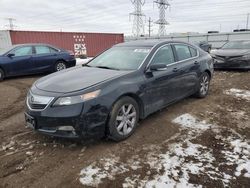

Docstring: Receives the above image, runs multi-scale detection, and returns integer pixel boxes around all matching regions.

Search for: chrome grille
[29,103,47,110]
[27,92,54,111]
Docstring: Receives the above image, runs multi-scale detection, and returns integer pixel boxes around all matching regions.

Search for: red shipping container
[9,30,124,57]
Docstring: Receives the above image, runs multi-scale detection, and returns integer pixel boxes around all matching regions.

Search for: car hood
[211,49,250,57]
[35,66,131,93]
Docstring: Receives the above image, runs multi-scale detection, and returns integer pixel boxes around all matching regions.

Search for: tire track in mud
[0,81,32,123]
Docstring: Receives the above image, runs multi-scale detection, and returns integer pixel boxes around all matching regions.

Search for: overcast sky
[0,0,249,36]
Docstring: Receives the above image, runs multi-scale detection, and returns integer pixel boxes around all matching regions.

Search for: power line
[154,0,170,36]
[129,0,146,37]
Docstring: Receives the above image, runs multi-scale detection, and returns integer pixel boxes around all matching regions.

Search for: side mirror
[149,63,167,71]
[7,53,15,58]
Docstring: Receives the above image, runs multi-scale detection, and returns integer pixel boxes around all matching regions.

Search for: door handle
[173,68,178,72]
[194,61,199,65]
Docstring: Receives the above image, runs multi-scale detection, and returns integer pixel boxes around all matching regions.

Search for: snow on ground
[76,57,93,66]
[224,88,250,101]
[79,114,250,187]
[79,156,129,186]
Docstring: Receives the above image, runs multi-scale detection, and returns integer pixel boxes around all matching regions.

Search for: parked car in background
[0,43,76,81]
[25,40,213,141]
[211,40,250,70]
[194,41,212,53]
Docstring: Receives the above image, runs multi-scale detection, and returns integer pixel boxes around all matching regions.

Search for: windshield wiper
[95,66,120,70]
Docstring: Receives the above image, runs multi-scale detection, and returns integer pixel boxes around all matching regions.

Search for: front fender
[95,72,145,114]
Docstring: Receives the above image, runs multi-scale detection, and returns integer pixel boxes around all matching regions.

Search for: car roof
[12,43,54,47]
[115,39,193,48]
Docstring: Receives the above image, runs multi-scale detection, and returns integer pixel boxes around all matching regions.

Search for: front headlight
[53,90,101,106]
[241,54,250,60]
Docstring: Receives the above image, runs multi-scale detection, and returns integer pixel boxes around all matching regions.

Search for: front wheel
[108,97,139,142]
[55,61,67,72]
[0,68,5,81]
[195,72,210,98]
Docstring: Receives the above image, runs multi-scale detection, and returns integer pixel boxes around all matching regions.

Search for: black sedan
[0,43,76,81]
[25,40,214,141]
[211,40,250,70]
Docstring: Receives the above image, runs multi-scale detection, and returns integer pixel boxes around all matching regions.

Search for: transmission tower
[5,18,16,30]
[129,0,146,37]
[148,17,153,37]
[154,0,170,36]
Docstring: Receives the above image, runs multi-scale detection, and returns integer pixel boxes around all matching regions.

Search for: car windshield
[222,41,250,49]
[87,47,151,70]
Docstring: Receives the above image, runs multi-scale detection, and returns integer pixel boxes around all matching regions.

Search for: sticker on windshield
[134,49,150,53]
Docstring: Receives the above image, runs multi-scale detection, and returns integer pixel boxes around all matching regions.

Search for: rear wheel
[55,61,67,72]
[195,72,210,98]
[108,97,139,141]
[0,68,5,81]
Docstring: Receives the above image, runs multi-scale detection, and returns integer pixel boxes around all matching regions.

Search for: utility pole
[154,0,170,36]
[247,13,249,30]
[148,17,153,37]
[5,18,16,30]
[129,0,146,37]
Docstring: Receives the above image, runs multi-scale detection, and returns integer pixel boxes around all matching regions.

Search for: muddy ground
[0,71,249,188]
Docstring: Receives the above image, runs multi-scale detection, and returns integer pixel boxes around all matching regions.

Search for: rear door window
[174,44,192,61]
[13,46,33,57]
[35,46,51,54]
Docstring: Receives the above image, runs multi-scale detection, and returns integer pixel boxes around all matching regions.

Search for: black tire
[54,61,67,72]
[195,72,210,98]
[0,68,5,81]
[108,96,139,142]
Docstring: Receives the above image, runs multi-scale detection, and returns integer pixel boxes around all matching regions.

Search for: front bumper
[25,97,109,139]
[213,59,250,70]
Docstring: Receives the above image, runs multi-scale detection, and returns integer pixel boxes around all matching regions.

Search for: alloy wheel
[116,104,137,136]
[200,74,209,96]
[56,62,66,71]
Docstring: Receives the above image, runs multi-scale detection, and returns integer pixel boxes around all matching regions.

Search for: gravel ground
[0,71,249,188]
